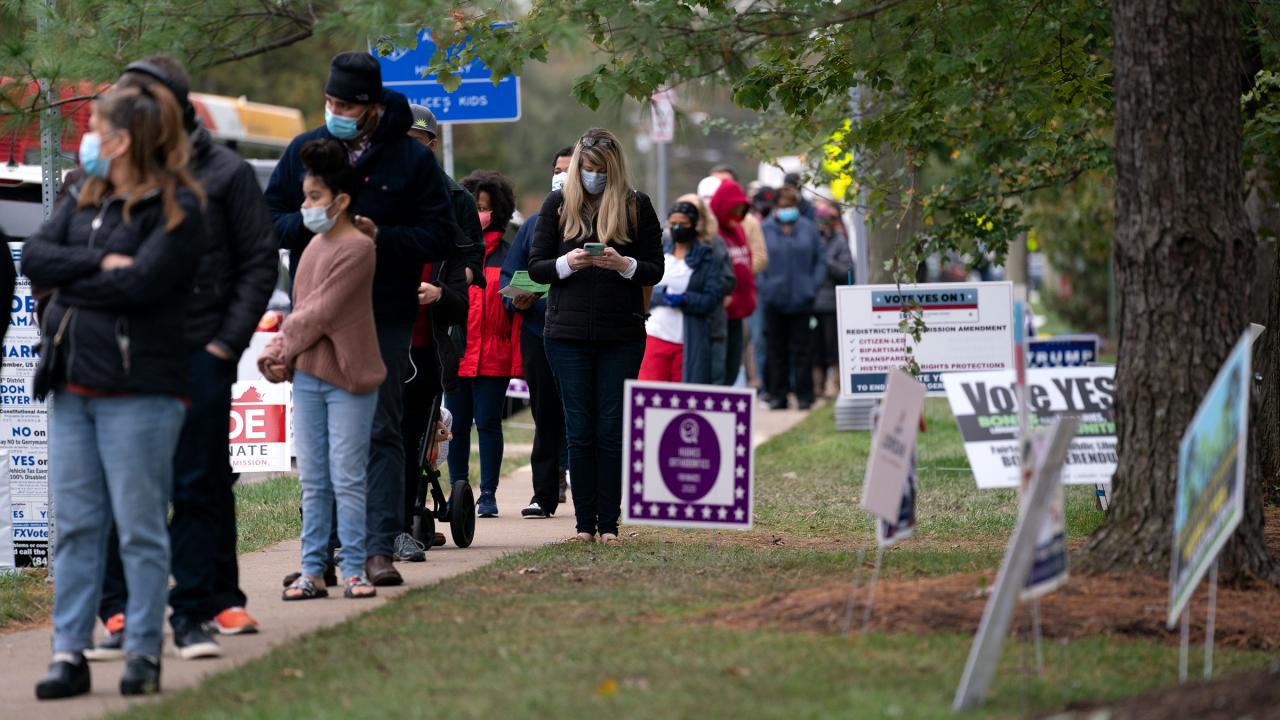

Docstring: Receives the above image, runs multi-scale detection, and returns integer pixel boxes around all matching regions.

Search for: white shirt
[646,254,692,344]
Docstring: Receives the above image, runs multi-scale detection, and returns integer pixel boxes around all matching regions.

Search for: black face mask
[671,225,697,244]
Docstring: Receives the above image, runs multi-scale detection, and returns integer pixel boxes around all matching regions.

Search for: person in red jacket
[447,171,522,517]
[709,178,757,386]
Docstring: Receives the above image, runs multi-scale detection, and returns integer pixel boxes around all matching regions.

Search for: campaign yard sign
[229,383,292,473]
[836,282,1014,399]
[1168,331,1251,628]
[1027,335,1100,368]
[623,381,754,530]
[862,370,925,522]
[3,241,49,567]
[942,366,1117,489]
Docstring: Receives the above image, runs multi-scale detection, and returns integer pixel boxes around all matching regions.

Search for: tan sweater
[259,228,386,394]
[742,213,769,273]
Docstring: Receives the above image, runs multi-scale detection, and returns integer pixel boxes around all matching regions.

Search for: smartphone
[584,243,606,256]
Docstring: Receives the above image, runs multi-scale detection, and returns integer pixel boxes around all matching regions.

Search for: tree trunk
[1083,0,1278,583]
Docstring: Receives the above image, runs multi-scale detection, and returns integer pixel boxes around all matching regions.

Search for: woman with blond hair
[23,83,205,698]
[640,194,735,384]
[528,128,664,544]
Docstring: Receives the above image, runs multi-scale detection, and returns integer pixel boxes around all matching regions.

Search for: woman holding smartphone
[528,128,664,544]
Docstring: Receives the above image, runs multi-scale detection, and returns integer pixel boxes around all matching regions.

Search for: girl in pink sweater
[260,139,385,600]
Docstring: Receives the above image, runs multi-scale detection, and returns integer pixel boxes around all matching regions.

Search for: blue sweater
[501,212,548,336]
[759,215,826,314]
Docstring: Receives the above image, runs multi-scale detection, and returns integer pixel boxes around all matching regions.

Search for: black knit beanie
[325,52,382,104]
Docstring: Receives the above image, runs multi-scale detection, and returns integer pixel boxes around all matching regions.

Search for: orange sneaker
[208,607,258,635]
[84,613,126,661]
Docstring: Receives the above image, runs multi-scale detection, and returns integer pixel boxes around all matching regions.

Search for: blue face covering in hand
[580,170,607,195]
[325,107,362,140]
[78,132,111,179]
[775,207,800,223]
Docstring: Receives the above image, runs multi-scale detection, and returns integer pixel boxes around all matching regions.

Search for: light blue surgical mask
[79,132,111,179]
[776,207,800,224]
[580,170,607,195]
[325,107,362,140]
[301,203,337,235]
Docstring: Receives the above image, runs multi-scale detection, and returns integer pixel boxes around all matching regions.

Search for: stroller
[410,395,476,549]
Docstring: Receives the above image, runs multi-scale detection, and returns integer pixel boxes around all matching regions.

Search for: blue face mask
[580,170,607,195]
[776,207,800,224]
[325,107,362,140]
[79,132,111,179]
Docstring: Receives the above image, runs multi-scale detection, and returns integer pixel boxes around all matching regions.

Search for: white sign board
[862,369,926,521]
[650,89,676,143]
[229,381,293,473]
[836,282,1015,398]
[3,242,49,567]
[623,381,754,530]
[941,366,1117,489]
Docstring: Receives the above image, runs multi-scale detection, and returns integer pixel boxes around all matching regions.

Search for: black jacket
[527,190,664,343]
[428,251,469,394]
[0,227,15,349]
[264,89,463,324]
[444,172,485,287]
[187,127,279,355]
[23,187,205,397]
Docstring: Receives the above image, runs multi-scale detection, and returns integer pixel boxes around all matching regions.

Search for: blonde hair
[674,193,718,245]
[560,128,634,245]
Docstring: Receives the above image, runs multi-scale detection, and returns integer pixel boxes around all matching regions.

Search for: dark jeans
[445,375,509,497]
[367,321,414,558]
[99,349,243,629]
[815,311,839,368]
[401,345,445,533]
[721,318,745,385]
[749,301,767,388]
[765,307,815,405]
[521,329,564,513]
[543,336,646,536]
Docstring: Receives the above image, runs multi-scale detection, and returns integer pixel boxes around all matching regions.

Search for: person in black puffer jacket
[23,83,204,700]
[78,57,280,661]
[528,128,664,544]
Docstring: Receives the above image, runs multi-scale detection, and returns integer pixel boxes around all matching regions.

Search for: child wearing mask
[259,139,385,601]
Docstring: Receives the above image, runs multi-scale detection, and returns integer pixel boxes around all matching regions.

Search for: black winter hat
[325,52,382,104]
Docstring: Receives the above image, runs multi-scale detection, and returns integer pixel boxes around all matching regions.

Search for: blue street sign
[376,29,521,124]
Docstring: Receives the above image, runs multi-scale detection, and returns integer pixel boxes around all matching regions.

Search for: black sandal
[282,575,329,601]
[344,575,377,599]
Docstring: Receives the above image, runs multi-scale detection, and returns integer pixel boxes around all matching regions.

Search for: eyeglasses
[579,134,614,149]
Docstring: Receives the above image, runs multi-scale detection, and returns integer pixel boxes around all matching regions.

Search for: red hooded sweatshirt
[710,179,757,319]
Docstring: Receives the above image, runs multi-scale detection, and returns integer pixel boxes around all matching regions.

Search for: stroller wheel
[450,480,476,548]
[412,512,435,553]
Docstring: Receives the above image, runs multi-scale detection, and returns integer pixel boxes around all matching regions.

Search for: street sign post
[375,29,522,125]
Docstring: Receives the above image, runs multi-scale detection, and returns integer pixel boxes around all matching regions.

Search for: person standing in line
[81,57,279,665]
[759,185,826,410]
[406,105,485,286]
[25,83,205,699]
[265,52,462,587]
[0,227,14,349]
[706,177,758,387]
[396,105,472,558]
[528,129,664,544]
[640,196,733,384]
[503,146,575,519]
[745,185,777,394]
[813,201,853,399]
[259,139,385,602]
[447,171,522,518]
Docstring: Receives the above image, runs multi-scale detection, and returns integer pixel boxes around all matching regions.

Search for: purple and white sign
[623,381,754,530]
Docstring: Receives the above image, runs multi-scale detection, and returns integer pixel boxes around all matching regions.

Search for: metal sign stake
[1178,606,1190,684]
[1204,560,1218,680]
[861,546,884,630]
[841,547,866,636]
[1031,598,1044,673]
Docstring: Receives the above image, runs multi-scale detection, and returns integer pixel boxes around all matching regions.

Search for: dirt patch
[1048,663,1280,720]
[712,571,1280,650]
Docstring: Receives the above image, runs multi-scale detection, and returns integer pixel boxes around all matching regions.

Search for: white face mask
[301,203,337,235]
[551,171,568,192]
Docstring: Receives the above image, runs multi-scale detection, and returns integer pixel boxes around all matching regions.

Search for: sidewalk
[0,403,809,719]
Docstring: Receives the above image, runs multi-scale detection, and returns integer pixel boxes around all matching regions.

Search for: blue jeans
[49,391,185,657]
[293,371,378,582]
[445,375,510,498]
[543,336,646,536]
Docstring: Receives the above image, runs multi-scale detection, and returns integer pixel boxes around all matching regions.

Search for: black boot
[35,653,90,700]
[119,654,161,696]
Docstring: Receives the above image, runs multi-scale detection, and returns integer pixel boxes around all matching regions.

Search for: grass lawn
[111,398,1277,719]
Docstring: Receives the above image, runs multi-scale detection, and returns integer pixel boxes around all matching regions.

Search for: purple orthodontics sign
[623,381,755,530]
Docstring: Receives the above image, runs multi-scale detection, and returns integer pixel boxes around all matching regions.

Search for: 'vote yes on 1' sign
[623,381,754,530]
[229,382,292,473]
